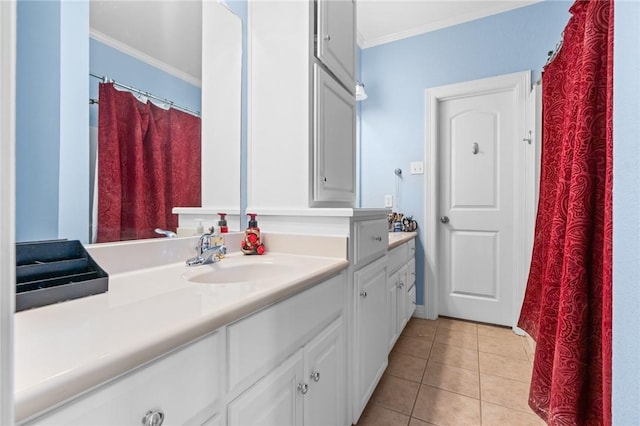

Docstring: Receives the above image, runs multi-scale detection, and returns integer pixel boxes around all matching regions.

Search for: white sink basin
[183,260,295,284]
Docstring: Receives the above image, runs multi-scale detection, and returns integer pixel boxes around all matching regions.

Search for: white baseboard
[412,305,427,319]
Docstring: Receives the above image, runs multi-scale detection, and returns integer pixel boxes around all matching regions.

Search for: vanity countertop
[14,248,348,422]
[388,231,418,250]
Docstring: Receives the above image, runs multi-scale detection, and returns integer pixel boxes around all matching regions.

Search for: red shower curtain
[517,1,613,425]
[96,83,201,243]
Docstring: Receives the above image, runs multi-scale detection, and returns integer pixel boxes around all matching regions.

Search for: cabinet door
[397,265,410,333]
[407,284,417,322]
[228,352,304,426]
[354,257,388,420]
[313,64,356,206]
[387,269,400,351]
[316,0,355,89]
[303,317,346,426]
[407,257,416,289]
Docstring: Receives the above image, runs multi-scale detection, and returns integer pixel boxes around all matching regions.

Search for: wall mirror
[15,0,243,245]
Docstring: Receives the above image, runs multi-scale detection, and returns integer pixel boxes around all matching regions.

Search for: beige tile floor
[358,317,544,426]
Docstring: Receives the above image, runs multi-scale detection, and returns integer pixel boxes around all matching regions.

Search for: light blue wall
[359,1,571,305]
[16,0,61,242]
[613,0,640,423]
[58,0,89,243]
[16,0,89,243]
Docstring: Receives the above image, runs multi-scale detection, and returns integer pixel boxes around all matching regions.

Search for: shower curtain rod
[545,31,565,67]
[89,72,201,117]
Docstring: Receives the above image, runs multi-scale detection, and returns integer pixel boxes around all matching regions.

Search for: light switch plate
[384,195,393,208]
[410,161,424,175]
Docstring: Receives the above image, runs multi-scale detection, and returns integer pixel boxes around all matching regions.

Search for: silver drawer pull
[298,382,309,395]
[310,371,321,382]
[398,282,404,289]
[324,34,331,41]
[360,291,367,298]
[142,410,164,426]
[373,235,382,242]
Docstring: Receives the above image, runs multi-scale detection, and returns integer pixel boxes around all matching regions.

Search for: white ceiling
[90,1,202,85]
[89,0,542,84]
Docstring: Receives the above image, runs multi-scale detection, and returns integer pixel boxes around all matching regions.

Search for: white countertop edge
[388,232,418,250]
[245,207,391,218]
[172,207,241,215]
[14,259,349,422]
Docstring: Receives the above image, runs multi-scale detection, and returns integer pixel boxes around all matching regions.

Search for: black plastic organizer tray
[16,240,108,312]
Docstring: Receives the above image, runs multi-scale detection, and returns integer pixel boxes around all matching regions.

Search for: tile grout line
[408,322,437,422]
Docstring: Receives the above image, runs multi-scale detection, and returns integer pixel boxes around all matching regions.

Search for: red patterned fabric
[517,1,613,425]
[96,83,201,243]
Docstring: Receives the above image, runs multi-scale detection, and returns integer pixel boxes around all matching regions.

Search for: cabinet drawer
[387,243,408,274]
[227,273,345,394]
[27,331,223,426]
[353,219,388,268]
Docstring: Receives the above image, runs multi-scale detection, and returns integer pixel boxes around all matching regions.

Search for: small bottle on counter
[241,213,266,255]
[217,213,228,233]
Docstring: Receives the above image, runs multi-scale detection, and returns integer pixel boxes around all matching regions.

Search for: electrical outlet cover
[410,161,424,175]
[384,195,393,207]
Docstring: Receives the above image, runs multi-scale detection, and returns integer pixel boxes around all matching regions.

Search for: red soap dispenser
[217,213,228,233]
[241,213,266,255]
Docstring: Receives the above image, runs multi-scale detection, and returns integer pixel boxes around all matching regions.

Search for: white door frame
[423,71,531,330]
[0,0,16,424]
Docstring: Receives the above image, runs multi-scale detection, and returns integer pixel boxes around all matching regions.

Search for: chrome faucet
[155,228,177,238]
[186,228,227,266]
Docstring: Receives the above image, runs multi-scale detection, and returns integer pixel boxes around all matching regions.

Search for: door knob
[440,216,450,224]
[142,410,164,426]
[298,383,309,395]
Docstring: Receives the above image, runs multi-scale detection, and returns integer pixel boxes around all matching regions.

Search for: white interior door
[438,88,518,326]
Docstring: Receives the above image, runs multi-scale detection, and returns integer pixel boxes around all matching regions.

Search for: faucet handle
[215,245,227,260]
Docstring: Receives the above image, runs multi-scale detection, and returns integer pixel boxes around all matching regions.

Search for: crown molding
[89,28,201,88]
[360,1,541,49]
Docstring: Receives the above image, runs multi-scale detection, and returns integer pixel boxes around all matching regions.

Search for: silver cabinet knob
[142,410,164,426]
[373,235,382,242]
[298,382,309,395]
[440,216,449,224]
[398,282,404,289]
[310,371,321,382]
[324,35,331,41]
[360,291,367,298]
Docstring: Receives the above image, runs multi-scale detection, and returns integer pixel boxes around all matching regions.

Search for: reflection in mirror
[15,0,242,244]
